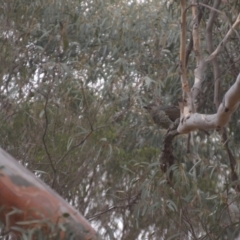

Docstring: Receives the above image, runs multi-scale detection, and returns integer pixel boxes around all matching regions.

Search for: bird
[144,103,180,129]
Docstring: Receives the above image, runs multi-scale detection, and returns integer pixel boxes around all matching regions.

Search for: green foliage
[1,0,240,239]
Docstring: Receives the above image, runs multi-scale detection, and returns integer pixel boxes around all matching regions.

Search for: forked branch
[178,73,240,133]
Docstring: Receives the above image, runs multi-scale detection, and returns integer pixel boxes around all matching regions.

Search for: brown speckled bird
[144,103,180,129]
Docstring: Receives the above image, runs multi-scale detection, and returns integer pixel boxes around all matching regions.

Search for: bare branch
[191,60,206,106]
[191,0,201,65]
[185,35,193,67]
[180,0,189,97]
[206,0,221,108]
[87,192,141,221]
[178,73,240,133]
[191,1,207,107]
[206,13,240,63]
[198,2,222,14]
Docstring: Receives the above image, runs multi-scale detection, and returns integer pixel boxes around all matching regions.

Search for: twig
[56,131,93,166]
[87,192,141,221]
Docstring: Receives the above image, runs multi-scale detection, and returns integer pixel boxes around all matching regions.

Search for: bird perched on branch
[144,103,180,129]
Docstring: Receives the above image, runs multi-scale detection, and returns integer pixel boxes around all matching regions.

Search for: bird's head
[143,103,158,111]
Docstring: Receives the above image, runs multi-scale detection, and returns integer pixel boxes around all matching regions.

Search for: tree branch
[191,1,206,107]
[206,13,240,64]
[178,73,240,133]
[206,0,221,108]
[180,0,189,97]
[41,89,57,188]
[191,0,201,66]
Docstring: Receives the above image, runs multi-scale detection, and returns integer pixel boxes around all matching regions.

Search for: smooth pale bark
[0,148,102,240]
[178,73,240,133]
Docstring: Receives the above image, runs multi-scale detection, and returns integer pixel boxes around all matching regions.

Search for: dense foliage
[1,0,240,239]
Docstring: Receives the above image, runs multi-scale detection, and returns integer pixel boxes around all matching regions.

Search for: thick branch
[191,1,207,106]
[180,0,189,96]
[0,148,101,239]
[178,73,240,133]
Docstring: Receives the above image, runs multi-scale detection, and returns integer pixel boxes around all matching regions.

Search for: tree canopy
[1,0,240,239]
